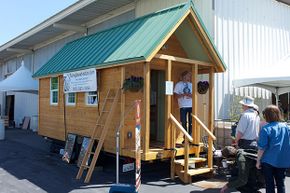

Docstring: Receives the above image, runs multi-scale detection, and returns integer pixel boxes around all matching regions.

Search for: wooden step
[180,168,212,176]
[174,157,206,166]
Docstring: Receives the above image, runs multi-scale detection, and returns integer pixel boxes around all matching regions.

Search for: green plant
[229,95,243,121]
[122,76,144,92]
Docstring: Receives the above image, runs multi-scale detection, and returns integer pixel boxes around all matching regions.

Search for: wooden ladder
[76,88,120,183]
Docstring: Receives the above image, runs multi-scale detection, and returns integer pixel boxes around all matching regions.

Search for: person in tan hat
[235,96,260,149]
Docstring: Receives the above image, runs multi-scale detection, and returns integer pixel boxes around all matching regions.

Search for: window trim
[85,91,98,106]
[50,77,59,105]
[66,92,76,106]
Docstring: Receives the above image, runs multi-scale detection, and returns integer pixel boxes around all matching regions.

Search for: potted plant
[122,76,144,92]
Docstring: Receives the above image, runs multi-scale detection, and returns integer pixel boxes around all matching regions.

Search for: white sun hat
[239,96,256,108]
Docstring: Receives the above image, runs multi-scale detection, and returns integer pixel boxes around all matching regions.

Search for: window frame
[85,91,98,106]
[50,77,59,105]
[65,92,76,106]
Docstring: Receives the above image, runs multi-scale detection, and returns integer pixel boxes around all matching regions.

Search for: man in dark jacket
[220,146,261,193]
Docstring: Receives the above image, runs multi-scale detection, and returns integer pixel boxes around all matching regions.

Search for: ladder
[76,88,120,183]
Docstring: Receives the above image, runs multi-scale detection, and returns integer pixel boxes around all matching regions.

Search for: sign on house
[63,68,97,93]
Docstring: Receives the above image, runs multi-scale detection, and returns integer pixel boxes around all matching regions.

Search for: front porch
[118,52,218,183]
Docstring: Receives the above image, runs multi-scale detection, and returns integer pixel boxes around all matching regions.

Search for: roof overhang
[188,4,226,72]
[276,0,290,6]
[0,0,135,61]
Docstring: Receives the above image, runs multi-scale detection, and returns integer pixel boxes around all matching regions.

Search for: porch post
[165,60,172,149]
[208,67,214,168]
[166,60,175,180]
[144,62,150,155]
[192,65,198,144]
[120,67,125,150]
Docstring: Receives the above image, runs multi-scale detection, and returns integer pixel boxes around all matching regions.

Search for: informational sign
[165,81,174,95]
[62,133,76,163]
[77,137,90,167]
[135,100,141,192]
[122,162,135,173]
[63,68,97,93]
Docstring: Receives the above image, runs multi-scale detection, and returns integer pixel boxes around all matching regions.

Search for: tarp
[233,54,290,104]
[0,62,38,94]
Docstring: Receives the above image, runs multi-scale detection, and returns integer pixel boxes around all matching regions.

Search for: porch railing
[169,113,193,183]
[192,114,216,168]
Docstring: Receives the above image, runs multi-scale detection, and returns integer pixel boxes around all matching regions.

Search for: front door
[150,70,165,146]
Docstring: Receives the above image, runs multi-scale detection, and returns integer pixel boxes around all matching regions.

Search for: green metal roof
[33,3,189,78]
[33,1,226,78]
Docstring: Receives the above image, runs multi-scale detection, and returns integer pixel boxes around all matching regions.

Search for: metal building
[0,0,289,126]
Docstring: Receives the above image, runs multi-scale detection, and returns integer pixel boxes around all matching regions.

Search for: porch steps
[185,168,212,176]
[173,157,212,183]
[179,168,211,176]
[174,157,206,166]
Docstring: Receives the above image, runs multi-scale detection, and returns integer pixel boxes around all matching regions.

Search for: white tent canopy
[233,54,290,105]
[0,62,38,94]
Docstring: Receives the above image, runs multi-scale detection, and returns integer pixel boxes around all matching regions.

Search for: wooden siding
[38,68,122,154]
[38,31,212,160]
[122,64,145,153]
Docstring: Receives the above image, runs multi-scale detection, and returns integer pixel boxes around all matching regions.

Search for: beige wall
[135,0,214,36]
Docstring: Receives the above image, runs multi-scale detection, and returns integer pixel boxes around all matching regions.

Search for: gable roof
[33,2,226,78]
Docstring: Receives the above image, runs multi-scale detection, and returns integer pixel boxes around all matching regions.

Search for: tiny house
[33,2,226,183]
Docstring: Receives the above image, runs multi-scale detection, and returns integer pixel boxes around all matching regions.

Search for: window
[66,93,76,106]
[50,77,59,105]
[86,91,97,106]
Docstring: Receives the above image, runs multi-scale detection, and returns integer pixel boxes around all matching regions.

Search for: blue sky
[0,0,78,45]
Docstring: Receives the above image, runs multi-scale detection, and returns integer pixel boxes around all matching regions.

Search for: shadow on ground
[1,128,203,193]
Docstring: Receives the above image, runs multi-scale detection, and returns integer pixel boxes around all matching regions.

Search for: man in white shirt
[235,96,260,149]
[174,71,192,135]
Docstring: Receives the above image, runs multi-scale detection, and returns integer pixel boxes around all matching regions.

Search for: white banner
[63,68,97,93]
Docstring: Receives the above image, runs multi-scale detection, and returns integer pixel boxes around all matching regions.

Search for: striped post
[135,100,141,192]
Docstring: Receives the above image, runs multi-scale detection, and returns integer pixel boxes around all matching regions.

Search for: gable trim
[146,10,190,62]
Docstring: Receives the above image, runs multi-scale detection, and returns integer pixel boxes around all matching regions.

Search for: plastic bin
[31,115,38,132]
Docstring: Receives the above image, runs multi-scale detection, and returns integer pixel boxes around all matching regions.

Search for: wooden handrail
[192,114,216,140]
[169,114,193,142]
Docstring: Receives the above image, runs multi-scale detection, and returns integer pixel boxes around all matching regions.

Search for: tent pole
[288,92,290,120]
[276,88,279,106]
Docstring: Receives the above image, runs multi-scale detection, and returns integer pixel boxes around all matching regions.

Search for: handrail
[169,114,193,142]
[192,114,216,140]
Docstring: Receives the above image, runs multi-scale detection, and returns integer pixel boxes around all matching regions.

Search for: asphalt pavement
[0,128,289,193]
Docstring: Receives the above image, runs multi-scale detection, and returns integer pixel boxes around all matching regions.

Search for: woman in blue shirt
[256,105,290,193]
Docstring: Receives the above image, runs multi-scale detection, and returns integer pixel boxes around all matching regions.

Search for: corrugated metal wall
[135,0,214,36]
[214,0,290,119]
[135,0,187,17]
[2,0,290,123]
[0,10,135,126]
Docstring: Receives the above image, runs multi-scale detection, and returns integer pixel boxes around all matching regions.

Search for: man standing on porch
[174,71,193,135]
